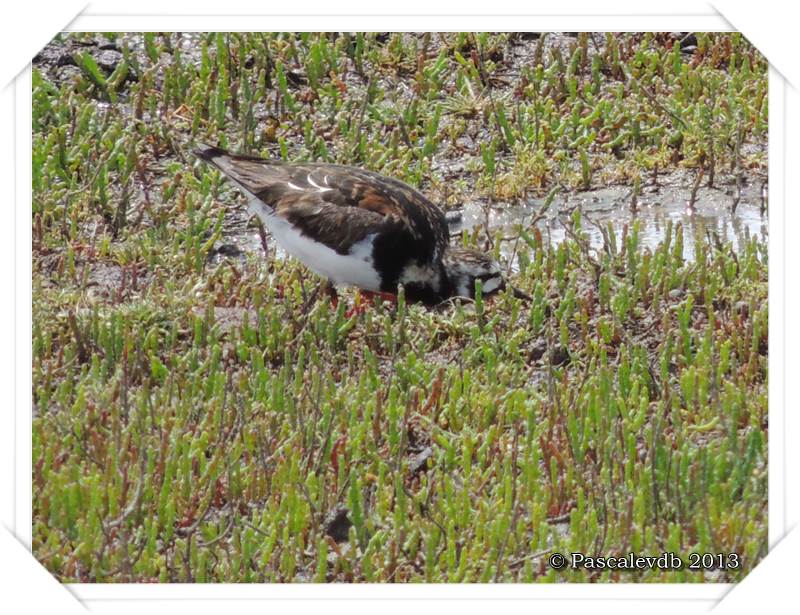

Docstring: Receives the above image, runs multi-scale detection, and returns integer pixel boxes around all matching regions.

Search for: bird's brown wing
[194,146,448,260]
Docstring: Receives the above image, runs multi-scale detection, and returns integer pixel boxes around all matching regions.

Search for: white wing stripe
[307,174,332,192]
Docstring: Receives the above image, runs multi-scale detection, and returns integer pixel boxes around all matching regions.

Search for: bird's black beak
[510,284,532,301]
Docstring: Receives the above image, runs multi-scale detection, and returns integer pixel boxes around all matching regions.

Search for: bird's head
[441,246,530,301]
[442,246,504,298]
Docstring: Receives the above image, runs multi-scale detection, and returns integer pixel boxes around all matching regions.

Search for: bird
[194,145,527,306]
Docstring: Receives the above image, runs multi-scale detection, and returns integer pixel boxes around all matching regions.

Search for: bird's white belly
[248,200,381,291]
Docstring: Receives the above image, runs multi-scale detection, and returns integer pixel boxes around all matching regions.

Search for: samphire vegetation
[32,32,767,582]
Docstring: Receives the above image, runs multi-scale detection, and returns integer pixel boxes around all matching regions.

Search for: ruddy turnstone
[194,145,525,305]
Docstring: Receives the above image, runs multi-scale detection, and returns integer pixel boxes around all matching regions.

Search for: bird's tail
[193,143,232,164]
[193,143,284,202]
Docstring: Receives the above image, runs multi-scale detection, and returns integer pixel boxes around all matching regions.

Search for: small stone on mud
[674,32,698,52]
[529,340,547,362]
[550,345,570,366]
[408,447,433,476]
[215,243,243,257]
[94,49,124,73]
[323,505,352,543]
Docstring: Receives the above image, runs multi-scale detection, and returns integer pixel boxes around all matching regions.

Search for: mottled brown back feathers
[194,145,448,261]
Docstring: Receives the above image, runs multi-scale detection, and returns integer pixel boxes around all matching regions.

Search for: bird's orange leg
[344,290,397,318]
[360,290,398,304]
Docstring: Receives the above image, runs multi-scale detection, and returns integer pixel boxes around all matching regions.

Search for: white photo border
[6,4,792,612]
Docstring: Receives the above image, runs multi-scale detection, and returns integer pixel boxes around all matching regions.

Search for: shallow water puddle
[451,177,768,263]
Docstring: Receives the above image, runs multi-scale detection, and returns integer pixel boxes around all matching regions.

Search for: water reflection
[451,180,768,262]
